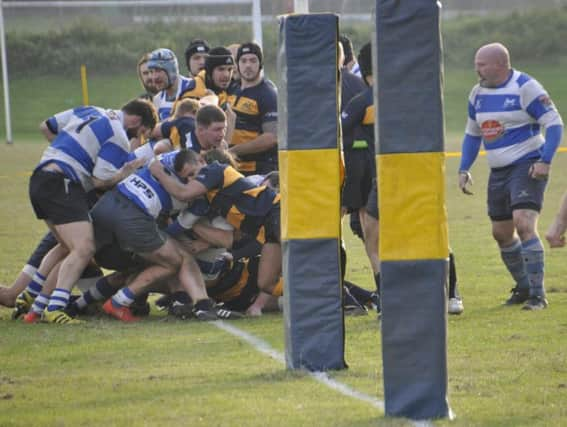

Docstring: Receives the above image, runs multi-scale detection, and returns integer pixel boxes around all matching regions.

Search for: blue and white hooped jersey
[465,69,563,168]
[117,150,187,219]
[45,105,107,135]
[126,140,157,165]
[153,76,194,121]
[37,107,130,192]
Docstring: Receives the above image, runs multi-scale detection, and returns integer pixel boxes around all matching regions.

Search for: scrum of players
[1,37,385,324]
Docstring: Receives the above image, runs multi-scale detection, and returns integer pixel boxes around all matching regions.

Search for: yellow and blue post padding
[374,0,451,419]
[278,13,346,371]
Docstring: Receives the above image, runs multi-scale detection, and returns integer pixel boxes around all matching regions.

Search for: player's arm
[92,132,145,190]
[229,122,277,156]
[458,97,482,195]
[41,107,84,142]
[229,89,278,155]
[92,157,146,190]
[151,121,167,140]
[39,121,57,142]
[224,103,237,146]
[458,133,481,195]
[192,222,234,249]
[149,160,208,202]
[151,120,177,154]
[523,84,564,178]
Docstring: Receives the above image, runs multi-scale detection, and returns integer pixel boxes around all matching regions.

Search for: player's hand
[529,161,550,180]
[545,220,567,248]
[223,103,236,125]
[121,157,146,175]
[458,171,474,195]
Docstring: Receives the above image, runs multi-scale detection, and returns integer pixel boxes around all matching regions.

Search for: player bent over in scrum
[91,150,218,322]
[150,148,281,316]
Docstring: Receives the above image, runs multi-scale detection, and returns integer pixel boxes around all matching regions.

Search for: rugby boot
[522,296,548,311]
[11,290,34,320]
[43,309,85,324]
[504,286,530,305]
[215,303,244,320]
[102,300,140,322]
[192,299,219,321]
[22,311,42,324]
[448,297,464,315]
[168,301,194,320]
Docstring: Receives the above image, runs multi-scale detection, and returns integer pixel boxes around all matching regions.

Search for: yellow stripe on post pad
[378,152,449,260]
[279,149,341,240]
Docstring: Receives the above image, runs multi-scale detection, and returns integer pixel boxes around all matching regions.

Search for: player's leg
[247,242,282,317]
[1,232,57,308]
[488,168,530,305]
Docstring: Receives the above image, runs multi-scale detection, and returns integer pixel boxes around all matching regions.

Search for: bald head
[474,42,511,87]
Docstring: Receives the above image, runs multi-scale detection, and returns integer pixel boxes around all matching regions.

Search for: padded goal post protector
[374,0,451,419]
[278,13,346,371]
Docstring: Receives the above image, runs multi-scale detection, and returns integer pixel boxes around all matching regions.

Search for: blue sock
[111,288,136,308]
[75,276,115,309]
[30,293,50,315]
[47,288,71,312]
[25,272,46,298]
[500,240,530,290]
[522,238,545,298]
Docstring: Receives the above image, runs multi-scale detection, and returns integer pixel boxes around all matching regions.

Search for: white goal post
[0,0,263,144]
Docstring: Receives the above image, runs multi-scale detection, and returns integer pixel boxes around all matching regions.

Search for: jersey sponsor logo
[538,95,555,110]
[106,110,120,121]
[126,175,155,200]
[481,120,504,142]
[237,99,257,115]
[503,98,516,109]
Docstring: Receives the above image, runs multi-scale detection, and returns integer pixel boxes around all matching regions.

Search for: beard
[126,128,139,140]
[241,69,260,83]
[144,83,158,96]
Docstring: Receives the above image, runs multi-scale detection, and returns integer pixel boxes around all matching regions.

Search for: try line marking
[214,320,436,427]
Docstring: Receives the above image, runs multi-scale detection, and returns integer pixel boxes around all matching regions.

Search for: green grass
[2,59,567,144]
[1,57,567,425]
[1,138,567,425]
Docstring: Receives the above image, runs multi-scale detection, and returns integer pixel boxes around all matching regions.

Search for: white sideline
[214,320,434,427]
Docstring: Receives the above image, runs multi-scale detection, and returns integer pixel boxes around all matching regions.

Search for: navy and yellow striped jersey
[160,116,197,151]
[228,78,278,174]
[341,86,375,152]
[206,257,253,302]
[177,70,232,106]
[195,161,279,238]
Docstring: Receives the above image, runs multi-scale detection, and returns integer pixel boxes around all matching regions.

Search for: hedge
[5,7,567,77]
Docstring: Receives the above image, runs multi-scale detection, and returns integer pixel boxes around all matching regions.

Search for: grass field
[1,146,567,426]
[1,63,567,426]
[2,60,567,141]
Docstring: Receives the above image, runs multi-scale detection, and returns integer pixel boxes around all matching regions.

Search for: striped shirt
[465,69,563,168]
[153,76,195,121]
[117,150,187,219]
[37,107,130,192]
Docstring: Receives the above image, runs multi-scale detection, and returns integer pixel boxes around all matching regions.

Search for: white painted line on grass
[214,320,285,364]
[214,320,434,427]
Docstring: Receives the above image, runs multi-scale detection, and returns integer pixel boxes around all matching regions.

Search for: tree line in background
[5,7,567,78]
